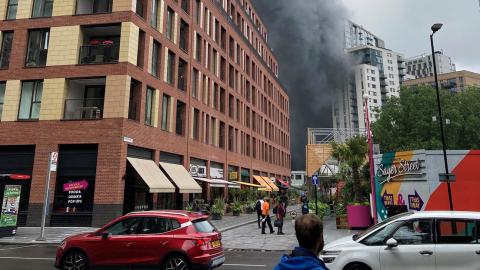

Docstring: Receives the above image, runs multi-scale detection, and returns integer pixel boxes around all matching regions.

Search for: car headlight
[320,250,341,264]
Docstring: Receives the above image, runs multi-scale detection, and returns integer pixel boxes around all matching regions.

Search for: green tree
[331,136,368,202]
[372,86,480,152]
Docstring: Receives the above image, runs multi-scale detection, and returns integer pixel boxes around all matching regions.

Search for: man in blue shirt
[274,214,328,270]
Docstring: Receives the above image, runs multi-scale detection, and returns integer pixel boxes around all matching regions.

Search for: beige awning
[160,162,202,193]
[262,176,280,192]
[194,177,230,188]
[253,175,273,192]
[127,157,175,193]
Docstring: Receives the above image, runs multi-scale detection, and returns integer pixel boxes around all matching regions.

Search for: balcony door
[82,86,104,119]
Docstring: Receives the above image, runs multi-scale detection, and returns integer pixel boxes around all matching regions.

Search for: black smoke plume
[253,0,351,170]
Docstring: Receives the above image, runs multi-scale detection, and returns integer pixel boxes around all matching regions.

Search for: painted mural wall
[374,150,480,221]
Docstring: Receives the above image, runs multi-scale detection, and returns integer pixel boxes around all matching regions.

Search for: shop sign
[0,185,21,228]
[189,165,207,177]
[63,180,87,212]
[229,171,238,180]
[63,180,89,192]
[210,168,224,179]
[377,159,423,184]
[408,191,424,211]
[382,191,394,206]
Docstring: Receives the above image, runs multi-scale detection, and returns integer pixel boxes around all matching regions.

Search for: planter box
[336,215,348,229]
[347,205,373,229]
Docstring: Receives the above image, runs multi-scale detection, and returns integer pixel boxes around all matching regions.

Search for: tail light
[194,238,212,247]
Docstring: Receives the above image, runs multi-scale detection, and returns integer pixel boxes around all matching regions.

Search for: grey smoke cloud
[252,0,351,170]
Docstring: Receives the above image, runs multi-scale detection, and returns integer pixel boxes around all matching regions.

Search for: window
[192,108,200,140]
[0,82,5,120]
[105,218,142,235]
[161,95,171,131]
[18,80,43,120]
[392,219,433,245]
[144,87,154,126]
[137,30,145,68]
[177,58,187,91]
[192,68,199,99]
[219,121,225,149]
[32,0,53,18]
[6,0,18,20]
[212,49,217,75]
[176,101,186,136]
[192,219,216,233]
[219,88,225,113]
[151,0,159,28]
[25,29,49,67]
[166,8,175,41]
[0,32,13,69]
[128,79,141,121]
[151,41,160,76]
[166,51,175,85]
[195,0,201,25]
[195,34,201,62]
[181,0,189,14]
[135,0,145,18]
[228,94,234,118]
[228,126,234,151]
[140,217,178,234]
[437,220,477,244]
[179,20,189,52]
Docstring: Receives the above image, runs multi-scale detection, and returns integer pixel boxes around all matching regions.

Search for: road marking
[0,256,55,261]
[0,245,39,251]
[223,263,267,267]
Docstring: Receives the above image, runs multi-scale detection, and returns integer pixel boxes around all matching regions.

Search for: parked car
[320,211,480,270]
[55,210,225,270]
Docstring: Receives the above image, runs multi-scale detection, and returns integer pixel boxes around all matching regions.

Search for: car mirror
[386,238,398,248]
[102,232,111,239]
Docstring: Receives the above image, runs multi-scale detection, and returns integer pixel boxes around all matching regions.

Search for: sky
[341,0,480,73]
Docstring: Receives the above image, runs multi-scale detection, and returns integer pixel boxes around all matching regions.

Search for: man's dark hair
[295,214,323,250]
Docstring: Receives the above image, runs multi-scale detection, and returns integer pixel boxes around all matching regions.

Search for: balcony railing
[64,98,104,120]
[76,0,112,15]
[79,44,119,65]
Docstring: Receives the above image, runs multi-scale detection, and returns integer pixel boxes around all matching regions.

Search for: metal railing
[79,44,119,65]
[64,98,104,120]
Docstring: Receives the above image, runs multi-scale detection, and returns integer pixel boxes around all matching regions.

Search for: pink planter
[347,205,373,229]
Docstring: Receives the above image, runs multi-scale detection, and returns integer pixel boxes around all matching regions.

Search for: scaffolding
[307,128,366,145]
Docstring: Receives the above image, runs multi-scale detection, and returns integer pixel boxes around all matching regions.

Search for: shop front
[374,150,480,221]
[160,161,202,209]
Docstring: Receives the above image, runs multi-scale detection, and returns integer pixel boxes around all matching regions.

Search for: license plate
[211,240,222,248]
[211,255,225,267]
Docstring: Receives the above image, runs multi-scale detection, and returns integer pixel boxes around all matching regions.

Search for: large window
[25,29,49,67]
[32,0,53,18]
[0,82,5,120]
[195,33,202,62]
[181,0,189,14]
[179,20,189,52]
[76,0,112,15]
[6,0,18,20]
[144,87,154,126]
[192,68,199,99]
[0,32,13,69]
[192,108,200,140]
[151,41,160,77]
[150,0,159,28]
[177,58,187,91]
[166,8,175,41]
[18,81,43,120]
[194,0,201,25]
[136,0,145,18]
[175,101,186,136]
[161,94,170,131]
[166,51,175,85]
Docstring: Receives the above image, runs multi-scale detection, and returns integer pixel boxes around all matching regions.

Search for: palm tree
[331,135,368,203]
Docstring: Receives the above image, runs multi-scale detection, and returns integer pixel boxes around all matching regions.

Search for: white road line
[0,245,39,251]
[223,263,267,267]
[0,257,55,260]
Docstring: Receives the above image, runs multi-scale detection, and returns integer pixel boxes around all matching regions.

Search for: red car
[55,210,225,270]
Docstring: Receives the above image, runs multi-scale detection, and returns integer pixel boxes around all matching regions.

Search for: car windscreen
[192,219,217,233]
[354,212,413,240]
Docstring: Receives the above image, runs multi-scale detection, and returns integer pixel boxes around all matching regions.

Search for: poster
[63,180,87,213]
[0,185,22,228]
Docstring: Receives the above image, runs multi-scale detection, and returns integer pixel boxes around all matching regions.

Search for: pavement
[0,245,285,270]
[0,204,303,245]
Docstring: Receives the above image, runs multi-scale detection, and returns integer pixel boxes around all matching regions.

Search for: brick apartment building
[0,0,291,227]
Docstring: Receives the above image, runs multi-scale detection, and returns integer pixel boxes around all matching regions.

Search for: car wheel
[344,263,371,270]
[62,251,88,270]
[162,255,190,270]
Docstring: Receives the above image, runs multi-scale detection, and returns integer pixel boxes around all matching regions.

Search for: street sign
[312,175,318,186]
[439,173,456,182]
[50,152,58,172]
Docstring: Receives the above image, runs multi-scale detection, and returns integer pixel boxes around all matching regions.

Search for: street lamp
[363,94,377,223]
[430,23,454,211]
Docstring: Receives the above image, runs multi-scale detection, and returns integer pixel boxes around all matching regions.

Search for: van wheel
[162,255,190,270]
[344,263,371,270]
[62,251,88,270]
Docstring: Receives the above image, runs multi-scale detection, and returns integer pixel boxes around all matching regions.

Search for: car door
[134,217,180,265]
[86,217,142,266]
[435,219,480,270]
[380,219,436,270]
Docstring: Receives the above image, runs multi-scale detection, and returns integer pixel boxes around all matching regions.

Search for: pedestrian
[274,214,328,270]
[255,196,264,229]
[261,197,274,234]
[275,197,286,235]
[301,200,309,215]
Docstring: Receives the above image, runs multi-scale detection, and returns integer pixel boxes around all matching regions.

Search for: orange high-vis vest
[262,201,270,216]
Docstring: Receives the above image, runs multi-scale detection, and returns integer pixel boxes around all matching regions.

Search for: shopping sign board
[0,185,22,228]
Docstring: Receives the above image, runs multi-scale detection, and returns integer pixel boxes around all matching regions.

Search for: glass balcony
[64,98,104,120]
[76,0,112,15]
[79,44,119,65]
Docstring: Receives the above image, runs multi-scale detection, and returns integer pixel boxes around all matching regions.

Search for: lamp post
[430,23,454,211]
[363,94,377,223]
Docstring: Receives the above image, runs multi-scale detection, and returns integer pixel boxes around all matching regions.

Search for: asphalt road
[0,245,284,270]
